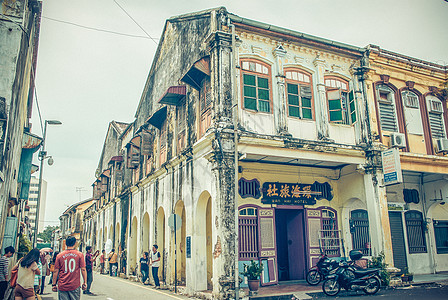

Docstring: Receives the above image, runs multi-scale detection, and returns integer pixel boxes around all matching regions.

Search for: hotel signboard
[261,182,332,205]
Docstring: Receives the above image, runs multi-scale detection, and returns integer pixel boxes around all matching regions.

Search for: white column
[363,172,393,265]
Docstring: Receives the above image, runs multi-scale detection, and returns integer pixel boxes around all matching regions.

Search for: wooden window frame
[426,95,447,139]
[240,59,272,114]
[159,121,167,166]
[285,69,314,120]
[238,205,259,260]
[324,77,355,125]
[376,84,399,132]
[199,77,212,137]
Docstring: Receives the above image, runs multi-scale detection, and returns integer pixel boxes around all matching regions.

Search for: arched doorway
[142,213,150,253]
[156,207,166,283]
[196,191,213,290]
[174,201,187,284]
[129,216,138,275]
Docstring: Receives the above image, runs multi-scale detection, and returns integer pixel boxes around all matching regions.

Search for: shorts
[15,284,35,298]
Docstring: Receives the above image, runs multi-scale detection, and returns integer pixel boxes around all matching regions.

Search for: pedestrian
[108,249,118,277]
[40,252,50,294]
[99,250,105,274]
[52,236,87,300]
[11,248,41,300]
[139,252,149,285]
[48,251,59,286]
[84,246,99,295]
[0,246,15,299]
[150,245,161,289]
[34,259,42,295]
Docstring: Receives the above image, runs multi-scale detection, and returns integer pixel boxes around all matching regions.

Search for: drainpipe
[229,18,240,300]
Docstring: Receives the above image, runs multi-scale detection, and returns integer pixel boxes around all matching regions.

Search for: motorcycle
[322,250,381,297]
[306,254,340,285]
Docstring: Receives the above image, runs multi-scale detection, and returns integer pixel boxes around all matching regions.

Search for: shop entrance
[275,209,306,281]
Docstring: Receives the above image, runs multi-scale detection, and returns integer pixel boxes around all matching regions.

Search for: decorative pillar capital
[272,44,287,58]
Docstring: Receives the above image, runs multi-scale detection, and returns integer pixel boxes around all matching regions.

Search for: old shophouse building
[80,7,448,299]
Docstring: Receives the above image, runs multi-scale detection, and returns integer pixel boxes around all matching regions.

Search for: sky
[32,0,448,229]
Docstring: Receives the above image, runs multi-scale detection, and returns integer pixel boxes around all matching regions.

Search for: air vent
[390,132,406,148]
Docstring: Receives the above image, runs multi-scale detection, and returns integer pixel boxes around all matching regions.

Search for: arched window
[325,77,356,124]
[285,69,313,120]
[401,90,424,135]
[376,84,398,132]
[404,210,427,253]
[350,209,371,255]
[241,60,271,113]
[238,206,259,259]
[426,95,446,139]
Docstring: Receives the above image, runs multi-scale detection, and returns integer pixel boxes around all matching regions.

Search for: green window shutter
[289,106,300,117]
[244,98,257,110]
[242,72,271,113]
[300,85,313,120]
[259,100,270,112]
[348,90,357,123]
[327,88,343,122]
[243,74,256,85]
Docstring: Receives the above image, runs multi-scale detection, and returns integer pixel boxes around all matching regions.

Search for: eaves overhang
[146,106,167,130]
[158,86,186,106]
[181,57,210,90]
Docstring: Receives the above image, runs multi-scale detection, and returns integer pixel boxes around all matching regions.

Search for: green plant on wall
[18,234,32,259]
[368,251,390,286]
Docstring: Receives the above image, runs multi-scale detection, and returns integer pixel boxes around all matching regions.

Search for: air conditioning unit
[390,132,406,148]
[436,138,448,153]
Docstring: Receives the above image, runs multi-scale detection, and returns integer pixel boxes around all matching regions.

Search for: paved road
[307,282,448,299]
[38,273,192,300]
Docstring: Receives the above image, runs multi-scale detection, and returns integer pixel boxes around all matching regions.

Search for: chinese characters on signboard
[261,182,332,205]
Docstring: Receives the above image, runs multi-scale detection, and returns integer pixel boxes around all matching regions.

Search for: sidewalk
[246,272,448,300]
[412,272,448,285]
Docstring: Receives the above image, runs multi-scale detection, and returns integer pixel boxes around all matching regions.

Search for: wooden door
[258,208,278,285]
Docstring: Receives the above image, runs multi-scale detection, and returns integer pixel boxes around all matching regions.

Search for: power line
[113,0,158,45]
[42,16,157,40]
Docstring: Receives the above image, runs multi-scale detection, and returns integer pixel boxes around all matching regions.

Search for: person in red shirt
[52,237,87,300]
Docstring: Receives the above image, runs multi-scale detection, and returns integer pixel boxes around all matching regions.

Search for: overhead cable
[113,0,158,45]
[43,16,157,40]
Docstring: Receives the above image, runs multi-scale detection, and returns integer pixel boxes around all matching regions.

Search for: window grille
[402,91,419,108]
[434,220,448,254]
[238,178,261,199]
[239,208,259,259]
[320,209,340,256]
[405,211,427,253]
[350,209,371,256]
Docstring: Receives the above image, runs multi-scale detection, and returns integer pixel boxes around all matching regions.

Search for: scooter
[306,254,340,285]
[322,250,381,296]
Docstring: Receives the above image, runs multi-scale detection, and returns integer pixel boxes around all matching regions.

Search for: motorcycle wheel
[306,270,322,285]
[322,278,340,296]
[363,277,380,295]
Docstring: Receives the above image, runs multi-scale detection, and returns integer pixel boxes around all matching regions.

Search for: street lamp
[33,119,62,247]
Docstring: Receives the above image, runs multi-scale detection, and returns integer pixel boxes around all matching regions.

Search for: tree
[37,225,59,243]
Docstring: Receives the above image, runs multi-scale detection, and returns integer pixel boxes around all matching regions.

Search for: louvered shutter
[258,208,278,285]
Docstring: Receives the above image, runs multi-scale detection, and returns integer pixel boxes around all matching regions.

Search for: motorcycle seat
[353,268,379,276]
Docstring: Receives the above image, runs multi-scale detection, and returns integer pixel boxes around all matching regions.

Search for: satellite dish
[105,239,113,254]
